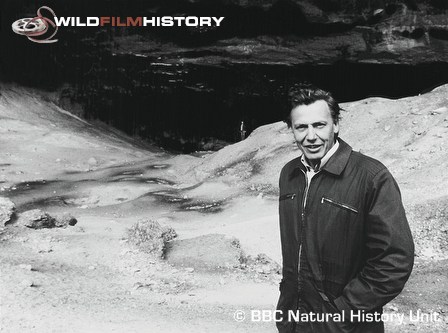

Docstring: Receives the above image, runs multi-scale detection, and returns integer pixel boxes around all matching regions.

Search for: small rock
[18,209,56,229]
[20,279,34,287]
[384,125,391,132]
[0,197,16,226]
[185,267,195,273]
[74,226,85,233]
[87,157,98,166]
[54,213,77,228]
[88,265,96,270]
[19,264,33,271]
[37,242,53,253]
[132,282,143,290]
[373,8,384,16]
[431,107,448,115]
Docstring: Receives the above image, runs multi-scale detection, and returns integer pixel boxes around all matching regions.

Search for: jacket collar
[321,138,352,176]
[297,138,352,176]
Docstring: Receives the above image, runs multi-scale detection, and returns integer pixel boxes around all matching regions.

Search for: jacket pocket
[279,193,296,201]
[321,197,358,214]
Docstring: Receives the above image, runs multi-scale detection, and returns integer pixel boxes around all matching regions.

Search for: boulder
[18,209,56,229]
[54,213,78,228]
[165,234,244,271]
[0,197,15,226]
[127,220,177,258]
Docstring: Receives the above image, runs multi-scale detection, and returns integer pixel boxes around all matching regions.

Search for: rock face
[165,234,244,270]
[3,0,447,70]
[1,0,448,151]
[0,197,15,225]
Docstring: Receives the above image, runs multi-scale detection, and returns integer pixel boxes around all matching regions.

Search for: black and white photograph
[0,0,447,332]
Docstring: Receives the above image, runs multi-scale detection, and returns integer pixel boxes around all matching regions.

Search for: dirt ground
[0,85,447,332]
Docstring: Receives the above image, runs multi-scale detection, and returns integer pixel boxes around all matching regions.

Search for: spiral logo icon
[11,6,58,44]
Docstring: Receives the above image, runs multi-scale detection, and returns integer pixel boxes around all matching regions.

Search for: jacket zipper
[298,169,311,275]
[297,243,303,275]
[321,196,358,214]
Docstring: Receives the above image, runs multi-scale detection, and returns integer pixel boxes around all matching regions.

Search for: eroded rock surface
[0,197,15,226]
[127,220,177,257]
[18,209,56,229]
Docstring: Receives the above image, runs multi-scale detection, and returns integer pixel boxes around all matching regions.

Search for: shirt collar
[301,140,340,172]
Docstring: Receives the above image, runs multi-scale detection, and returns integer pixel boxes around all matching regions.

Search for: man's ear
[333,121,339,134]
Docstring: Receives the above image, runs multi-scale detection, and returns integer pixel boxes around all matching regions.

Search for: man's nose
[307,126,317,140]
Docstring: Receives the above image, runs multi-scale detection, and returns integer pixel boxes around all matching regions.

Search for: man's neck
[302,140,340,171]
[307,159,320,169]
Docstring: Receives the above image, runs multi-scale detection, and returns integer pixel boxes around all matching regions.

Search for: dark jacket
[277,139,414,333]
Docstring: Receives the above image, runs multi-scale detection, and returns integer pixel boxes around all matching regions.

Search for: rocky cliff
[1,0,447,150]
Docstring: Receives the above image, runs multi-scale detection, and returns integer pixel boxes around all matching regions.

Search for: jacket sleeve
[334,168,414,312]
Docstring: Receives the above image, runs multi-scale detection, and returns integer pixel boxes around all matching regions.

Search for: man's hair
[285,84,341,127]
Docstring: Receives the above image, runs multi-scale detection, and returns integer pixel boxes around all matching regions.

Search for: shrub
[127,220,177,258]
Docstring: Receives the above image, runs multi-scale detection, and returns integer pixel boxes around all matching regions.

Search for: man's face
[290,100,339,164]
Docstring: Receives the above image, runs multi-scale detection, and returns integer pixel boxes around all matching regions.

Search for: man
[276,85,414,333]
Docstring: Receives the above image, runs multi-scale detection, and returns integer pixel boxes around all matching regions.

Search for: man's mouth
[304,144,322,152]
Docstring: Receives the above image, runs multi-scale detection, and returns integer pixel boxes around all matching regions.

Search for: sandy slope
[186,84,448,259]
[0,84,447,332]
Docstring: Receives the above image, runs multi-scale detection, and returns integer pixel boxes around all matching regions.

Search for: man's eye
[315,124,325,129]
[295,126,306,131]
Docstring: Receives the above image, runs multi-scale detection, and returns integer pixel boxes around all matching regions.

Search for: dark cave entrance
[73,60,448,153]
[2,1,448,153]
